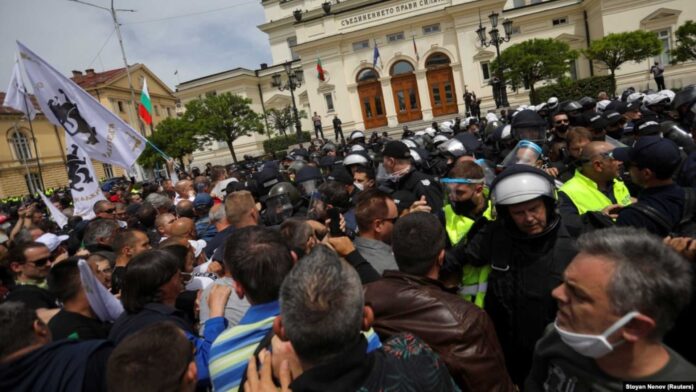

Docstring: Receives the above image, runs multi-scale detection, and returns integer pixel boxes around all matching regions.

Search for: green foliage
[533,75,615,104]
[184,93,264,163]
[491,38,578,103]
[263,132,311,154]
[583,30,662,94]
[264,106,308,137]
[138,117,203,169]
[671,20,696,64]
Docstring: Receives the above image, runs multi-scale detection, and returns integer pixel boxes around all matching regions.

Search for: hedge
[532,75,615,104]
[262,131,311,154]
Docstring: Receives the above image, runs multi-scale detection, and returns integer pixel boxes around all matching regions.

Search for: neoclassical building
[177,0,695,165]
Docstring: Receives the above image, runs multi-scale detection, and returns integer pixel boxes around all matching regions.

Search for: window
[552,17,568,26]
[154,105,160,116]
[513,0,525,7]
[423,24,441,35]
[287,36,299,60]
[391,61,415,76]
[511,25,521,35]
[386,32,405,42]
[426,53,451,69]
[117,101,124,113]
[25,173,43,194]
[654,29,671,66]
[324,93,335,112]
[10,130,32,161]
[357,68,379,82]
[103,163,114,178]
[352,40,370,51]
[481,62,491,81]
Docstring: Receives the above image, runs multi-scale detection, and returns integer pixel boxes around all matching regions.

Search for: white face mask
[554,310,639,358]
[353,181,364,191]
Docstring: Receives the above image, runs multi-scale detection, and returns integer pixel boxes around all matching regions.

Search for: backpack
[625,188,696,237]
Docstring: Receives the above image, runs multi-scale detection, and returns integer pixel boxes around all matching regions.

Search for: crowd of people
[1,85,696,391]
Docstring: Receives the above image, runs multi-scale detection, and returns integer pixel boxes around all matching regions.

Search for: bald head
[155,213,176,236]
[580,141,613,162]
[170,217,196,239]
[174,180,193,198]
[175,199,195,219]
[580,141,621,181]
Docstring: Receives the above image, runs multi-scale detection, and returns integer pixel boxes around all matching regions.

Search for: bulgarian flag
[316,58,325,81]
[138,78,153,125]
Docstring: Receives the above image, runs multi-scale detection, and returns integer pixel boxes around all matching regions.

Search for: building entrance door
[356,68,387,129]
[426,53,458,117]
[390,61,422,123]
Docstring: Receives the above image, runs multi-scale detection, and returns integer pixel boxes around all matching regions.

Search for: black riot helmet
[510,110,547,144]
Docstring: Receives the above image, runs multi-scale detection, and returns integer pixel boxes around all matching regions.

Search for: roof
[70,66,129,89]
[0,92,41,115]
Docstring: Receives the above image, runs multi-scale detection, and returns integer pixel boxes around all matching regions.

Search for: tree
[138,117,203,169]
[582,30,662,96]
[671,20,696,64]
[491,38,578,103]
[184,93,264,163]
[264,106,308,137]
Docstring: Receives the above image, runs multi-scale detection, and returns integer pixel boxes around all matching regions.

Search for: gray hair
[279,244,364,364]
[83,219,120,247]
[145,192,173,210]
[208,204,226,224]
[577,227,693,338]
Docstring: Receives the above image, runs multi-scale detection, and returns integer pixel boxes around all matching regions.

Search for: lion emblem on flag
[48,89,99,145]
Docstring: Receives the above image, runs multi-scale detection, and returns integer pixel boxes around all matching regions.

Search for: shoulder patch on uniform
[421,179,431,186]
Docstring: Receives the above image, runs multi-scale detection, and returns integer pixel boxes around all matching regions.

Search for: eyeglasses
[28,256,53,267]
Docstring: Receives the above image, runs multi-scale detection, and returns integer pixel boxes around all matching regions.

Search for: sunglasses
[103,208,116,214]
[554,119,570,125]
[29,256,53,267]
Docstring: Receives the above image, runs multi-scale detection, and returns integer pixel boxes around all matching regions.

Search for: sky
[0,0,272,92]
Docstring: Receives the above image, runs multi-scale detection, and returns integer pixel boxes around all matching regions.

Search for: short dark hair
[175,200,195,219]
[93,200,112,214]
[159,243,190,272]
[353,165,375,180]
[136,202,157,228]
[224,226,292,304]
[47,259,81,303]
[0,302,38,360]
[121,250,179,313]
[112,229,144,255]
[107,321,194,392]
[392,212,446,276]
[280,218,314,257]
[355,189,392,232]
[318,181,351,210]
[280,245,363,365]
[6,241,48,265]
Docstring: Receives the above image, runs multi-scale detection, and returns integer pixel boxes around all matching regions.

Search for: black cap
[295,166,323,184]
[318,155,336,168]
[382,141,412,159]
[604,100,622,112]
[511,110,546,128]
[634,117,662,136]
[327,165,354,185]
[612,136,681,173]
[585,112,607,131]
[603,110,623,126]
[625,100,642,112]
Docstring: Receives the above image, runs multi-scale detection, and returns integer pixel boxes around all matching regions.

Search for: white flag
[65,135,107,220]
[78,259,124,322]
[38,192,68,229]
[16,41,146,168]
[3,58,37,120]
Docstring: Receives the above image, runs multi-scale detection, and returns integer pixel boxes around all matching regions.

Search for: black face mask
[452,199,477,216]
[555,124,569,134]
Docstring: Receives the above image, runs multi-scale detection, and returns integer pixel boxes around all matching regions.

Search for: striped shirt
[209,300,382,392]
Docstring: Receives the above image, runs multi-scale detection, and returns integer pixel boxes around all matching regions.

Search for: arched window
[425,53,451,69]
[357,68,379,83]
[10,130,32,161]
[391,61,415,76]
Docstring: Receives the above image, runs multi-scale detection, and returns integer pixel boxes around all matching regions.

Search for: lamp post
[271,61,304,143]
[476,11,513,108]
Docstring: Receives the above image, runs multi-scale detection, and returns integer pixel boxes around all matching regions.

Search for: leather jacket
[364,271,515,392]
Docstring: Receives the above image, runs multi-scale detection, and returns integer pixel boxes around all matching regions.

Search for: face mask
[451,199,477,216]
[554,311,639,358]
[555,124,569,134]
[353,181,364,191]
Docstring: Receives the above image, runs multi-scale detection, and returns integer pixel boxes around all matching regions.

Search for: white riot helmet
[432,134,449,146]
[402,139,417,149]
[547,97,559,112]
[349,130,365,141]
[440,121,454,134]
[437,138,467,158]
[423,127,436,137]
[486,112,499,123]
[491,166,556,206]
[343,153,369,166]
[350,144,366,152]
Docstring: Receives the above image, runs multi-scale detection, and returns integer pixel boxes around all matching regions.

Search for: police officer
[379,141,444,212]
[461,165,577,385]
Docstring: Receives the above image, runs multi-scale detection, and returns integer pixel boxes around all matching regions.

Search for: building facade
[0,64,177,198]
[177,0,696,166]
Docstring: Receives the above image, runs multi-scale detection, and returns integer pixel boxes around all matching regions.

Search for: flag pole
[22,95,44,192]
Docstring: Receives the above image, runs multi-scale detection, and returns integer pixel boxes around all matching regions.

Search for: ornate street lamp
[271,61,304,142]
[477,11,513,108]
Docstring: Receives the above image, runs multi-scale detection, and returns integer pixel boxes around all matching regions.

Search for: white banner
[38,192,68,229]
[65,135,106,219]
[16,41,146,168]
[3,58,37,120]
